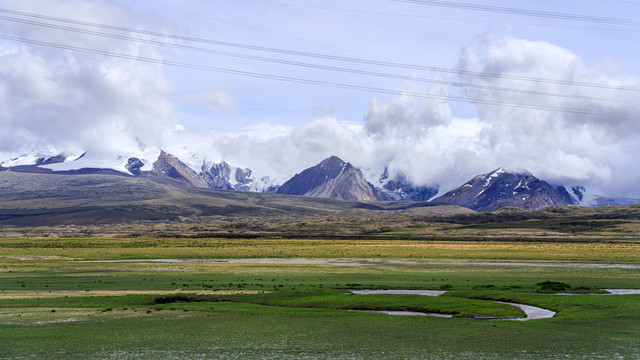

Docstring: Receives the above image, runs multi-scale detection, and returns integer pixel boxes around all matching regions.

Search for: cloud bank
[1,2,640,198]
[193,34,640,197]
[0,0,175,157]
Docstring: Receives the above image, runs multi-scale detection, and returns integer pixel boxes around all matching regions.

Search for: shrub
[536,281,571,292]
[473,284,497,290]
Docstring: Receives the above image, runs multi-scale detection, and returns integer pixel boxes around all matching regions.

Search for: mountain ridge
[2,151,638,211]
[433,167,576,211]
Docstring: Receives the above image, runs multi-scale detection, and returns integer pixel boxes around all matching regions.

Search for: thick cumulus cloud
[203,35,640,197]
[364,85,451,138]
[185,117,369,181]
[0,0,174,158]
[456,34,640,197]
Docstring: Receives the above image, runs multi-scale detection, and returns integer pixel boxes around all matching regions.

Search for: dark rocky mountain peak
[139,150,208,188]
[276,156,379,201]
[433,168,576,211]
[126,157,145,176]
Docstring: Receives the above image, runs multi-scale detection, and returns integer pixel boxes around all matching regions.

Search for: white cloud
[364,84,452,138]
[455,33,640,197]
[0,0,174,157]
[198,35,640,197]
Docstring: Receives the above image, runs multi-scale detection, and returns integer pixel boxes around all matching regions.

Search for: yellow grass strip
[0,289,266,299]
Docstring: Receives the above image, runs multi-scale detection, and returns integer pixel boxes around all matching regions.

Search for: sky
[0,0,640,197]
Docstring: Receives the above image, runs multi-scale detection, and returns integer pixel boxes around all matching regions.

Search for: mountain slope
[0,171,470,226]
[433,168,576,211]
[275,156,379,201]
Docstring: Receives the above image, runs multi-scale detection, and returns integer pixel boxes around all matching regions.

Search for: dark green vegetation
[0,237,639,359]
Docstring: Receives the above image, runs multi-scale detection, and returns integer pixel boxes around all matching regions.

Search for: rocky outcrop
[34,154,67,166]
[142,151,209,188]
[126,157,144,176]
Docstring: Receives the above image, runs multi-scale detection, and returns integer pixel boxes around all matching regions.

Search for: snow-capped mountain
[570,186,640,207]
[44,149,160,174]
[275,156,381,201]
[201,160,278,193]
[432,168,577,211]
[1,151,68,168]
[4,149,639,211]
[377,168,439,201]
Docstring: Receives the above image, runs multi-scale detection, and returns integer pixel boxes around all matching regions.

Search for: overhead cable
[392,0,640,26]
[0,14,632,105]
[0,7,638,93]
[0,33,637,119]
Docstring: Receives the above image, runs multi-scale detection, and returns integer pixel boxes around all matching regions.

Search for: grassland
[0,237,638,359]
[1,172,639,358]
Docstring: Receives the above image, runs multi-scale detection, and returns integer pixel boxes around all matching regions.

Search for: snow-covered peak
[486,167,506,178]
[42,148,161,175]
[568,186,598,207]
[200,159,279,192]
[2,150,66,167]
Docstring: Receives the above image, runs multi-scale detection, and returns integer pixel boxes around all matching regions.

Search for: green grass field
[0,237,638,359]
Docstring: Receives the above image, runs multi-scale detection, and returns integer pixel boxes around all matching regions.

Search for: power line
[392,0,640,26]
[0,14,631,106]
[137,0,395,62]
[0,33,636,120]
[234,0,640,33]
[0,7,638,93]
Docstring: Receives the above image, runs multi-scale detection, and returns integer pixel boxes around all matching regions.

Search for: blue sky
[122,0,640,130]
[1,0,640,196]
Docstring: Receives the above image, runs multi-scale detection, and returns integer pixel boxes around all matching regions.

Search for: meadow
[0,236,638,359]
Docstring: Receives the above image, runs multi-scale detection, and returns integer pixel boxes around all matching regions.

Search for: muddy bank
[350,289,447,296]
[352,310,453,318]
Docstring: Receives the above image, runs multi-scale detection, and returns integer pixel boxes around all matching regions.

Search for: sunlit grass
[0,236,638,359]
[1,237,639,261]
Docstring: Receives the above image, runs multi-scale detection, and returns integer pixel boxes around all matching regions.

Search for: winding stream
[349,289,640,320]
[349,289,556,321]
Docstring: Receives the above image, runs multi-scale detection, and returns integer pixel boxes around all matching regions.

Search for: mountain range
[1,150,638,211]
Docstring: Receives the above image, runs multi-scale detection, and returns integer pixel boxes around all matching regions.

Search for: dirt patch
[350,289,447,296]
[352,310,453,318]
[0,308,194,326]
[0,255,74,261]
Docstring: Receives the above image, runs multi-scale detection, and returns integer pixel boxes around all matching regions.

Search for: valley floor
[0,237,638,359]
